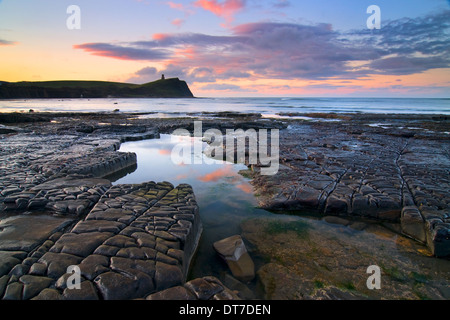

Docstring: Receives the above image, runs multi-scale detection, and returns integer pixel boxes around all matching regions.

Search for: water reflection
[113,135,254,192]
[197,165,237,183]
[113,134,272,282]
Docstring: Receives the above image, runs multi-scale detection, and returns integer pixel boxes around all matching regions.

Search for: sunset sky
[0,0,449,97]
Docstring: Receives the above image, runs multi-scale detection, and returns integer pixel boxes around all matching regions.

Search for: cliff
[0,78,194,99]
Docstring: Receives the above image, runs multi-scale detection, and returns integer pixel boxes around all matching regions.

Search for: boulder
[401,206,426,243]
[94,272,138,300]
[146,285,196,300]
[213,235,255,282]
[155,262,183,291]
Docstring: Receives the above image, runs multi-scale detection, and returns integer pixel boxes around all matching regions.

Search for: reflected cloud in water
[236,183,253,194]
[158,149,172,156]
[197,165,235,183]
[113,135,252,196]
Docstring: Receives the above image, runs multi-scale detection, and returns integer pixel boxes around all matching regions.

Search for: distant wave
[254,105,302,109]
[0,97,448,115]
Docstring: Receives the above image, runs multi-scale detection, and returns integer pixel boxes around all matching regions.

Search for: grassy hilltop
[0,78,194,99]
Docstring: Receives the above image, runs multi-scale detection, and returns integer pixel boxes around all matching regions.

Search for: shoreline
[0,111,448,300]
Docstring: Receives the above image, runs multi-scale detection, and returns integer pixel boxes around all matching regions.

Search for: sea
[0,97,449,116]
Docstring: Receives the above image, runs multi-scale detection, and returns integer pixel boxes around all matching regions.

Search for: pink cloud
[153,33,169,41]
[0,39,17,46]
[194,0,246,22]
[167,1,184,10]
[73,42,169,60]
[171,18,185,27]
[166,1,195,16]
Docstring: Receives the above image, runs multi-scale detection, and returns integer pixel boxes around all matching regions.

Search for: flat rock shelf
[0,179,211,300]
[0,118,231,300]
[55,181,200,300]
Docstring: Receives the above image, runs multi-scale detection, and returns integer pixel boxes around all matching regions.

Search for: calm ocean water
[0,97,449,115]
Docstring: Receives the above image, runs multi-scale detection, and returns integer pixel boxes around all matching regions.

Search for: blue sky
[0,0,449,97]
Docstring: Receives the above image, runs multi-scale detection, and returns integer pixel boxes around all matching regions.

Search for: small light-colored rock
[213,235,255,282]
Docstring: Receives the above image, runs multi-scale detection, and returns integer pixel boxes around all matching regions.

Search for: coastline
[0,111,448,300]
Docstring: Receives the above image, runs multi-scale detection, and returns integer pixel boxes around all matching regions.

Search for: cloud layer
[0,39,16,46]
[74,11,450,87]
[194,0,246,22]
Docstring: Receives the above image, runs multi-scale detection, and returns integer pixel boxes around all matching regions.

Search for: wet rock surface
[0,112,448,300]
[147,276,239,300]
[248,119,449,258]
[0,114,211,300]
[0,179,204,300]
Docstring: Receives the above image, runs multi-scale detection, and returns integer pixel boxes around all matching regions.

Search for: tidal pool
[112,134,450,300]
[111,135,274,289]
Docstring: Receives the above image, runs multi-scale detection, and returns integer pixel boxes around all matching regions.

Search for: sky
[0,0,449,97]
